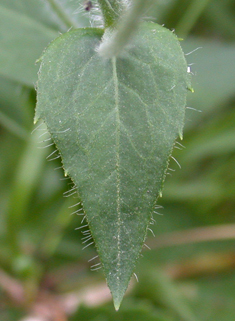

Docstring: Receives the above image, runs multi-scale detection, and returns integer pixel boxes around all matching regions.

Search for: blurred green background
[0,0,235,320]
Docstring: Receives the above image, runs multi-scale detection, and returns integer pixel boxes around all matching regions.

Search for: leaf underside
[35,22,189,309]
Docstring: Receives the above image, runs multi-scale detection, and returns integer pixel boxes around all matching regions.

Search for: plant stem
[98,0,154,58]
[97,0,125,28]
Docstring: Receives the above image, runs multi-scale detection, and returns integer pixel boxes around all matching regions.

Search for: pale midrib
[112,57,121,281]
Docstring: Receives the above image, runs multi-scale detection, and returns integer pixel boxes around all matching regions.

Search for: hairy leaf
[35,22,190,309]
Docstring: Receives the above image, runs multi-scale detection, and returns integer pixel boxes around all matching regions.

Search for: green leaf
[0,0,86,30]
[0,75,32,131]
[136,267,198,321]
[0,4,58,86]
[0,0,64,30]
[35,22,189,309]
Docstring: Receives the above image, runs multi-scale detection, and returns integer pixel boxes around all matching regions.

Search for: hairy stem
[97,0,126,28]
[98,0,154,58]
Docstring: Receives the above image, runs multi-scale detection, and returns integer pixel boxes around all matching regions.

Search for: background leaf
[0,5,57,85]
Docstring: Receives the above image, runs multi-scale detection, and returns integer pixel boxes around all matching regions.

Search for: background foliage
[0,0,235,320]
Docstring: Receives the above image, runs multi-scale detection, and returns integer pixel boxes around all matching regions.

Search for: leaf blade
[35,22,189,309]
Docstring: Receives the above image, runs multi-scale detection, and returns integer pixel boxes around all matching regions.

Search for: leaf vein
[112,57,121,282]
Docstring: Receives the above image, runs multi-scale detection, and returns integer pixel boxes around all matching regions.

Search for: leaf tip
[114,302,121,311]
[113,294,123,311]
[107,274,128,311]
